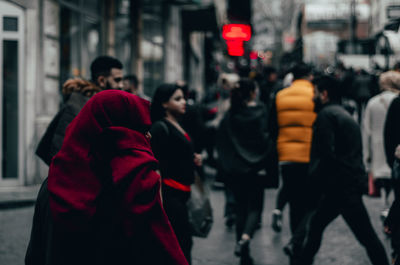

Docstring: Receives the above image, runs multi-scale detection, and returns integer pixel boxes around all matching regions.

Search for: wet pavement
[0,170,393,265]
[192,185,391,265]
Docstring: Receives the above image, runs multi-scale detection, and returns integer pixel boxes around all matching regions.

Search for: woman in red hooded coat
[26,90,188,265]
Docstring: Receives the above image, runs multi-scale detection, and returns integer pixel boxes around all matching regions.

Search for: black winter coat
[309,103,367,196]
[384,96,400,168]
[36,92,89,165]
[150,119,196,186]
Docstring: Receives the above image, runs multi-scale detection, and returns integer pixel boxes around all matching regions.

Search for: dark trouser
[275,180,289,211]
[394,179,400,201]
[230,182,264,241]
[298,194,389,265]
[281,163,309,234]
[224,186,236,218]
[162,185,193,265]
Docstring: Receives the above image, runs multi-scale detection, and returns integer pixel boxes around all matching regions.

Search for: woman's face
[163,89,186,117]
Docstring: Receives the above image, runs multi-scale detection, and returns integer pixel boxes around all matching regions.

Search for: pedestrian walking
[362,71,400,217]
[295,75,389,265]
[150,84,202,265]
[26,90,188,265]
[216,79,274,265]
[384,93,400,197]
[385,145,400,265]
[36,55,124,166]
[384,91,400,263]
[269,63,316,253]
[206,73,240,228]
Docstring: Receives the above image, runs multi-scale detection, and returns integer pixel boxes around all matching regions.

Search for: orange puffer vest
[275,80,316,163]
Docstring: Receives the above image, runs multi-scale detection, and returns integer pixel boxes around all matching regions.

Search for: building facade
[370,0,400,35]
[0,0,220,187]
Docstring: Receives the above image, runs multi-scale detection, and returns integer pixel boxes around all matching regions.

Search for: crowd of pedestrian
[25,54,400,265]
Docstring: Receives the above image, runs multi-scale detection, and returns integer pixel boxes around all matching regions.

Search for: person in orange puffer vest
[269,63,316,259]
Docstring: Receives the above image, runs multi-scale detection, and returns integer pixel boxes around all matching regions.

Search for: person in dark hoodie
[294,75,389,265]
[216,78,275,265]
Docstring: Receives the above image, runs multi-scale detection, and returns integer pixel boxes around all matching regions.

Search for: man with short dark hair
[36,55,124,165]
[91,55,124,90]
[295,75,389,265]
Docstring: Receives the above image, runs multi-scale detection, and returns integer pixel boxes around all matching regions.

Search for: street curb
[0,199,36,210]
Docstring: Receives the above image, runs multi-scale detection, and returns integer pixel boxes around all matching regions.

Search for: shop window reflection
[142,1,164,97]
[59,1,101,86]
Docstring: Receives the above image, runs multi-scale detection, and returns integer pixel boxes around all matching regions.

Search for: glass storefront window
[115,0,132,74]
[81,15,100,79]
[83,0,100,12]
[2,40,19,179]
[3,17,18,32]
[60,7,81,82]
[59,0,102,86]
[142,0,164,97]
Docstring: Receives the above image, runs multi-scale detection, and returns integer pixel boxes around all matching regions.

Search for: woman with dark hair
[216,79,272,265]
[26,90,188,265]
[150,84,202,264]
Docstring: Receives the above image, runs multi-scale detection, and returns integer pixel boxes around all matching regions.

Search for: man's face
[313,86,328,112]
[268,72,278,82]
[123,80,138,95]
[99,68,124,90]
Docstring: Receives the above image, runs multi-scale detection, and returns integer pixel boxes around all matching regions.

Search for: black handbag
[187,174,213,238]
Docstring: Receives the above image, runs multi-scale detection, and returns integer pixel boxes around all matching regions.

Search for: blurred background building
[1,0,400,187]
[0,0,223,186]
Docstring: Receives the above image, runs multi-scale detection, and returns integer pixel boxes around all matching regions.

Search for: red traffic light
[223,24,251,56]
[226,40,244,56]
[222,24,252,41]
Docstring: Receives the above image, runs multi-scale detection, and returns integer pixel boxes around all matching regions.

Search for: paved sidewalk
[0,185,40,209]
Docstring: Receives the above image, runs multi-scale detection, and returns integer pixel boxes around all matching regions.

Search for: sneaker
[283,242,295,257]
[234,239,250,257]
[271,209,282,232]
[381,209,389,222]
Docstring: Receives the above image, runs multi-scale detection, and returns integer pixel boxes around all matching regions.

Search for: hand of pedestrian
[384,225,392,236]
[395,145,400,160]
[194,153,203,167]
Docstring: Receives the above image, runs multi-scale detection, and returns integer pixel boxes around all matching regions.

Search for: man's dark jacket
[384,96,400,168]
[36,92,89,165]
[309,103,367,196]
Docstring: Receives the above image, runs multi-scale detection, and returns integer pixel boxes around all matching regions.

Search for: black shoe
[283,242,295,257]
[234,239,250,257]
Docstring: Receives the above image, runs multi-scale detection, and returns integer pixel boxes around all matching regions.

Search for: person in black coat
[216,79,276,265]
[295,75,389,265]
[150,84,202,265]
[384,96,400,172]
[384,95,400,264]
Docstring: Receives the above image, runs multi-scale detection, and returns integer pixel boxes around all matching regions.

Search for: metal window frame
[0,1,25,186]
